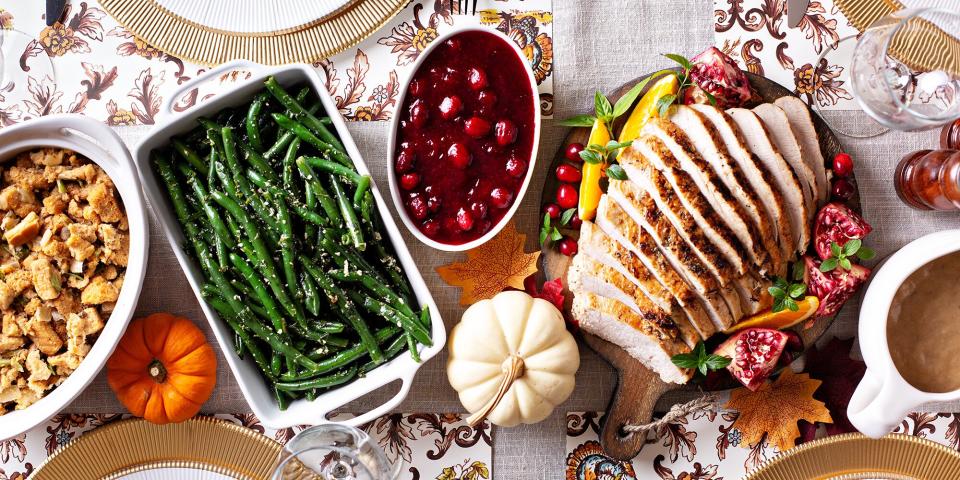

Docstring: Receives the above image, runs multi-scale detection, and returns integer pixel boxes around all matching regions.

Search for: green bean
[274,385,291,410]
[229,252,286,334]
[295,157,340,225]
[264,77,345,153]
[329,174,365,251]
[302,270,321,317]
[246,170,327,226]
[205,298,273,378]
[263,100,322,161]
[172,139,208,175]
[406,334,421,362]
[272,114,351,166]
[282,138,301,195]
[275,365,358,392]
[330,270,416,320]
[360,334,408,375]
[301,156,362,184]
[302,258,382,364]
[221,127,281,233]
[352,175,371,211]
[281,326,400,381]
[178,164,235,250]
[270,351,282,377]
[419,307,432,329]
[246,92,268,152]
[346,290,431,346]
[240,142,280,183]
[198,117,222,134]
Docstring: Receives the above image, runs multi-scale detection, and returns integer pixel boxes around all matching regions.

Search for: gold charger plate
[98,0,407,65]
[744,433,960,480]
[32,417,282,480]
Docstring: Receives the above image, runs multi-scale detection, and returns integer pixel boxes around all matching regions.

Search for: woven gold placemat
[98,0,407,65]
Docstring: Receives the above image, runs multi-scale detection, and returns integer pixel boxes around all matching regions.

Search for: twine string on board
[619,394,719,443]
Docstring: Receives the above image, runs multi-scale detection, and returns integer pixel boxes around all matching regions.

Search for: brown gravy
[888,251,960,393]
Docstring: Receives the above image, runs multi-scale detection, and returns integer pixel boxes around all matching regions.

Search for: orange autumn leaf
[437,222,540,305]
[724,370,832,452]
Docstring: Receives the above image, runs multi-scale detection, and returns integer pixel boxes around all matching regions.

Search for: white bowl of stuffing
[0,115,148,440]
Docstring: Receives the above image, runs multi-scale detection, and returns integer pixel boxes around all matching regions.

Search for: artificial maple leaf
[724,369,833,452]
[437,222,540,305]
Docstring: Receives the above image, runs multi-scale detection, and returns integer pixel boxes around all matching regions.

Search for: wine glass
[272,424,400,480]
[850,7,960,132]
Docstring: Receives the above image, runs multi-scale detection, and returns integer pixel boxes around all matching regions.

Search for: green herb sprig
[769,263,808,313]
[671,341,731,376]
[820,239,875,272]
[539,209,578,246]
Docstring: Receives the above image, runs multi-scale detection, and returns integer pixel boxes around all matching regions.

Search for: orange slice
[724,296,820,334]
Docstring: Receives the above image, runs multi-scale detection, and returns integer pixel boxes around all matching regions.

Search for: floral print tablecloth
[0,412,492,479]
[0,0,553,127]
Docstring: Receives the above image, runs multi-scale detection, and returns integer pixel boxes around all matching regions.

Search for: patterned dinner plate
[97,0,408,65]
[744,433,960,480]
[31,417,281,480]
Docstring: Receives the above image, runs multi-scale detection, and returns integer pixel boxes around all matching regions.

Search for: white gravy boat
[849,229,960,438]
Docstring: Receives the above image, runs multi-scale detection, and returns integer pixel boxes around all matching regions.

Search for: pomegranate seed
[399,173,420,191]
[456,208,474,231]
[833,152,854,177]
[427,195,441,213]
[478,90,497,108]
[470,201,488,219]
[409,100,428,128]
[570,212,582,229]
[438,95,463,120]
[422,219,439,237]
[464,116,491,138]
[556,183,578,209]
[494,119,517,146]
[408,79,424,97]
[489,187,513,209]
[543,203,561,219]
[832,178,856,200]
[565,143,585,162]
[505,156,527,177]
[466,67,488,90]
[408,194,427,220]
[558,237,578,256]
[447,143,471,169]
[555,164,582,183]
[395,150,415,173]
[445,38,461,52]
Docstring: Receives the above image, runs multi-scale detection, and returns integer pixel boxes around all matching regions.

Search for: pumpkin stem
[466,354,525,427]
[148,359,167,383]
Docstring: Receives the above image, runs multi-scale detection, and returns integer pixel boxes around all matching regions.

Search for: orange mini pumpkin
[107,313,217,424]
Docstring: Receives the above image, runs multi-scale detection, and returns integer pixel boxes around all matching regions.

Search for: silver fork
[453,0,478,16]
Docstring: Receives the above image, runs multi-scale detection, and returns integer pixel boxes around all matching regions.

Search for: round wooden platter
[538,71,860,461]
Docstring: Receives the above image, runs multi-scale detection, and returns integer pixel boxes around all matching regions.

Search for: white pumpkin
[447,291,580,427]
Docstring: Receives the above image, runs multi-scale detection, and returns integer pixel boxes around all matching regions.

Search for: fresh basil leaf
[819,257,839,272]
[656,94,676,118]
[792,261,805,281]
[703,354,731,370]
[605,140,634,151]
[857,247,876,260]
[664,53,693,71]
[612,82,647,119]
[595,91,613,119]
[693,341,706,358]
[785,297,800,312]
[773,277,789,290]
[539,228,548,246]
[580,150,602,164]
[560,208,576,225]
[671,353,699,369]
[704,90,718,106]
[830,242,842,257]
[772,297,786,313]
[842,239,862,256]
[788,283,807,299]
[542,212,550,229]
[768,286,786,299]
[557,114,597,127]
[606,164,628,180]
[550,227,563,242]
[839,257,852,270]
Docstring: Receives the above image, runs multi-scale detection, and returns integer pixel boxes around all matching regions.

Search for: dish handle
[160,59,261,117]
[848,368,915,438]
[310,369,416,427]
[48,115,133,172]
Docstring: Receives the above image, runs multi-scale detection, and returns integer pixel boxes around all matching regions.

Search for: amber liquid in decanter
[895,148,960,210]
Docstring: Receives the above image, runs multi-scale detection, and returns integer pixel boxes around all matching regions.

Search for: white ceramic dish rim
[0,115,149,440]
[386,25,542,252]
[135,60,446,429]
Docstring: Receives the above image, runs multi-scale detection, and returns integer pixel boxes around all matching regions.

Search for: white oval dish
[0,115,150,441]
[386,25,542,252]
[135,61,446,429]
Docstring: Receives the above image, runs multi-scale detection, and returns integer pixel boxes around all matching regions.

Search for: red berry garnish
[832,178,856,200]
[470,201,488,219]
[489,187,513,209]
[543,203,561,219]
[408,194,427,220]
[556,184,579,209]
[466,67,488,90]
[505,156,527,177]
[494,119,517,146]
[456,208,474,231]
[555,164,582,183]
[447,143,471,168]
[399,173,420,191]
[833,152,854,177]
[558,237,578,256]
[478,90,497,108]
[565,143,585,162]
[422,219,439,237]
[570,212,582,229]
[409,100,428,128]
[396,150,415,173]
[427,195,442,213]
[464,116,491,138]
[439,95,462,120]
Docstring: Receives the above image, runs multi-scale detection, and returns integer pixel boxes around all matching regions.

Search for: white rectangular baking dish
[132,60,446,429]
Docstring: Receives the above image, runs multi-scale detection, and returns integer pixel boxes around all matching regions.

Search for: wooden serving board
[539,71,859,460]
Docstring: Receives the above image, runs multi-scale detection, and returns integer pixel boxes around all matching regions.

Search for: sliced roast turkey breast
[774,96,829,205]
[573,291,692,384]
[568,253,699,348]
[726,108,811,253]
[689,104,795,261]
[751,103,818,220]
[666,106,784,275]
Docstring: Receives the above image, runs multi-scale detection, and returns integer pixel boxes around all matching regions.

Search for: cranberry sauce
[394,30,535,245]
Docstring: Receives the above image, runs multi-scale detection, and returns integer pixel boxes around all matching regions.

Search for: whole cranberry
[505,156,527,177]
[542,203,561,220]
[557,237,578,256]
[466,67,488,90]
[489,187,513,209]
[427,195,442,213]
[456,208,474,231]
[569,212,582,229]
[439,95,463,120]
[445,38,462,52]
[408,194,427,220]
[565,143,585,162]
[494,119,517,146]
[478,90,497,108]
[556,183,579,209]
[409,79,424,97]
[832,178,856,200]
[399,173,420,191]
[464,116,491,138]
[833,152,854,177]
[447,143,471,169]
[396,150,416,173]
[470,201,488,219]
[422,219,440,237]
[409,100,428,128]
[555,164,582,183]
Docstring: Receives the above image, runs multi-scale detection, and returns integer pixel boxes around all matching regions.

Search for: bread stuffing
[0,148,127,415]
